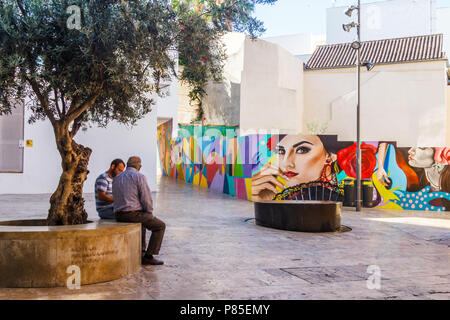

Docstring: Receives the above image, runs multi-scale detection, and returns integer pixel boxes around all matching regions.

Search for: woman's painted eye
[276,147,285,155]
[295,147,310,154]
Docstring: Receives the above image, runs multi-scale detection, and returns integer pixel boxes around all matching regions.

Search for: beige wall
[179,32,449,146]
[240,37,304,134]
[447,85,450,146]
[178,33,305,134]
[177,71,195,124]
[178,33,246,125]
[303,60,449,147]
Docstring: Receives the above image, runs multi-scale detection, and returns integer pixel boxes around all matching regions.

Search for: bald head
[127,156,142,170]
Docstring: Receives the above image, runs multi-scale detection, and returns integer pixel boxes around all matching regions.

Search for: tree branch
[54,88,62,118]
[66,66,105,123]
[25,75,56,125]
[60,92,67,115]
[66,89,102,124]
[70,114,83,138]
[67,96,80,116]
[16,0,26,17]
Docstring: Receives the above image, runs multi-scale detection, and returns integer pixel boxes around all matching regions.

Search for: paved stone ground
[0,176,449,300]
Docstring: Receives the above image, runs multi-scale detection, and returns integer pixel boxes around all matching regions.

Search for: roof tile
[305,34,445,70]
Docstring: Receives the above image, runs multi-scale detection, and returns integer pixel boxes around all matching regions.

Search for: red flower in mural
[337,142,377,179]
[434,147,450,165]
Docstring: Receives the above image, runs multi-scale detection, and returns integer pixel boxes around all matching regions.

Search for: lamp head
[351,41,361,50]
[342,22,358,32]
[344,5,358,17]
[362,62,375,71]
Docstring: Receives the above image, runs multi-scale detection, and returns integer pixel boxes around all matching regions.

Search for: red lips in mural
[337,142,378,179]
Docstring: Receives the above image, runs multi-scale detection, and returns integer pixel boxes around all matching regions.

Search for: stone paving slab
[0,176,449,300]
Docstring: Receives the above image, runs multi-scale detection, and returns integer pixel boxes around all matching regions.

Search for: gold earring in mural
[319,158,333,183]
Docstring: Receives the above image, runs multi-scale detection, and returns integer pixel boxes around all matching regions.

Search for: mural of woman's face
[408,147,435,168]
[276,135,328,187]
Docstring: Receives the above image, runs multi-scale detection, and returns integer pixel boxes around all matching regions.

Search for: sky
[254,0,450,37]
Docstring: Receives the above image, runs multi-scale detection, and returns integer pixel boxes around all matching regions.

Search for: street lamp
[343,22,358,32]
[342,0,363,212]
[362,61,375,71]
[351,41,361,50]
[344,5,358,17]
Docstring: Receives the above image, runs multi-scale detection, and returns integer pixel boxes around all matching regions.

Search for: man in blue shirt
[113,156,166,266]
[95,159,125,219]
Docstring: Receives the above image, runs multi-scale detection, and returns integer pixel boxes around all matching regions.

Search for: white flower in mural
[170,141,183,167]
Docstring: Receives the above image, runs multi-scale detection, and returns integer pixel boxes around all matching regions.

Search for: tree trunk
[47,123,92,225]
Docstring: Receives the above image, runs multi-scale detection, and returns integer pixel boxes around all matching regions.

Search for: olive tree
[0,0,275,225]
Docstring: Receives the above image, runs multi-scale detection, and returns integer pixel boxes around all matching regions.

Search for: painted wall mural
[157,132,450,212]
[157,119,173,176]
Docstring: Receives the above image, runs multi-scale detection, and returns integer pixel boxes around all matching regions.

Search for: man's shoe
[142,255,164,265]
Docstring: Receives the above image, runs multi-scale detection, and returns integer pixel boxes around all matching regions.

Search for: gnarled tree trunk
[47,122,92,225]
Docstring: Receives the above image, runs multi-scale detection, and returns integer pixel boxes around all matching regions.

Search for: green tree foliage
[0,0,275,224]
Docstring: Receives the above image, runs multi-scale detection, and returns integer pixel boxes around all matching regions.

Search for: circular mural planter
[254,201,342,232]
[0,219,141,288]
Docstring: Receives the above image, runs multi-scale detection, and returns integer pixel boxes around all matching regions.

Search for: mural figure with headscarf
[251,134,352,202]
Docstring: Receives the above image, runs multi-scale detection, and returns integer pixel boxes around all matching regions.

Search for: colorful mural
[157,132,450,212]
[157,119,173,176]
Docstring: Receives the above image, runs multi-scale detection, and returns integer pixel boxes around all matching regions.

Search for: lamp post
[343,1,362,212]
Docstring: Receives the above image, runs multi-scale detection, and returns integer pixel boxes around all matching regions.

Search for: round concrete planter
[254,200,342,232]
[0,219,141,288]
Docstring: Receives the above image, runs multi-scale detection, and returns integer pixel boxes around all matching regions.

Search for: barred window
[0,102,24,173]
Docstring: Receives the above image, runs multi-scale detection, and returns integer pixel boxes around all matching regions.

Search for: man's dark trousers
[115,211,166,255]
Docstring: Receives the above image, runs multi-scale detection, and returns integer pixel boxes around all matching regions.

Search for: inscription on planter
[70,246,119,264]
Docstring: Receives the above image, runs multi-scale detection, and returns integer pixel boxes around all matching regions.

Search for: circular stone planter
[0,219,141,288]
[254,200,342,232]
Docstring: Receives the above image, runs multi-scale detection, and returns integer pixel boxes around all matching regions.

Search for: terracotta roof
[305,34,446,70]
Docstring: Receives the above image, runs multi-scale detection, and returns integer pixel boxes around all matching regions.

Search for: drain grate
[280,264,376,284]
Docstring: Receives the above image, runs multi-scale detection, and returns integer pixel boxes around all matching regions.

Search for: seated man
[95,159,125,219]
[112,156,166,265]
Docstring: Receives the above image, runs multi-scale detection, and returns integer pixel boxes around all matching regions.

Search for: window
[0,102,24,173]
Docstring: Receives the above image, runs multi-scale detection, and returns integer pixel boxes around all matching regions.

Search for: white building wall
[177,74,195,125]
[327,0,436,44]
[240,38,304,134]
[77,112,158,194]
[178,32,306,132]
[157,74,179,136]
[303,60,448,147]
[263,33,326,56]
[0,107,61,194]
[178,32,246,126]
[447,86,450,145]
[0,81,178,195]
